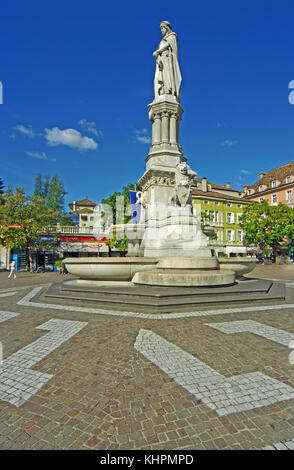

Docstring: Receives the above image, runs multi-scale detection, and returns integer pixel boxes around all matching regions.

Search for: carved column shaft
[161,112,169,142]
[152,115,161,144]
[170,114,177,144]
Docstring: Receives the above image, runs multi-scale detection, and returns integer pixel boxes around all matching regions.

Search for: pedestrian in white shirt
[8,260,16,279]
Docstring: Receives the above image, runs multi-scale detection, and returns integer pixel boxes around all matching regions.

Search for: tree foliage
[239,200,294,257]
[0,187,59,271]
[33,173,66,215]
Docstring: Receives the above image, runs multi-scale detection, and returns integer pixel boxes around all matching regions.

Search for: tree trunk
[27,245,34,272]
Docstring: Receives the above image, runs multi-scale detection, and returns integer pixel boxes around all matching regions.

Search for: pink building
[243,161,294,208]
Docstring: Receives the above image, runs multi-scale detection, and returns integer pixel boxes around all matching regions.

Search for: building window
[272,194,277,204]
[271,180,276,188]
[226,203,232,207]
[286,190,292,201]
[214,201,220,205]
[259,185,263,192]
[226,230,234,242]
[259,197,263,202]
[237,204,242,208]
[247,189,251,195]
[286,175,291,184]
[237,230,243,242]
[226,212,234,224]
[237,213,243,224]
[90,216,94,221]
[204,200,209,204]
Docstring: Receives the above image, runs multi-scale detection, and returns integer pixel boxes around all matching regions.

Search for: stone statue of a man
[153,21,182,102]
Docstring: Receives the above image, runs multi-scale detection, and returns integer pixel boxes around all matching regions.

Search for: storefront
[59,236,109,257]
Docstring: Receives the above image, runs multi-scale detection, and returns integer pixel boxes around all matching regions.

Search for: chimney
[201,177,207,192]
[73,200,76,211]
[259,172,266,179]
[225,182,231,188]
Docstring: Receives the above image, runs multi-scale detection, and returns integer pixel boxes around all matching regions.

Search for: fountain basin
[63,257,158,281]
[218,257,257,278]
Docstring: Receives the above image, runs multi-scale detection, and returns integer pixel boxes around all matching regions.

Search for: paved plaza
[0,265,294,450]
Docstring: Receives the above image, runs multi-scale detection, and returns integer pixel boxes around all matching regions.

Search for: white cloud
[13,124,35,138]
[221,139,238,148]
[241,169,249,174]
[78,119,102,138]
[26,151,56,162]
[134,128,152,144]
[44,127,98,151]
[216,122,225,128]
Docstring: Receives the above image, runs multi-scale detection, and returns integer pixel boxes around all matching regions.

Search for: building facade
[192,178,249,256]
[243,161,294,207]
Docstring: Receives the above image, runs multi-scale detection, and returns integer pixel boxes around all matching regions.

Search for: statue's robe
[154,32,182,101]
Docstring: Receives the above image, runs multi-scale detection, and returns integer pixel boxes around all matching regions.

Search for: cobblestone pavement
[0,267,294,450]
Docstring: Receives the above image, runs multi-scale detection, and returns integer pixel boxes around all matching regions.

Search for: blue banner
[12,254,18,271]
[129,191,141,224]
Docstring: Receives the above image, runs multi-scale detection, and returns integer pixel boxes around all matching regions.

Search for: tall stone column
[170,112,177,144]
[152,113,161,144]
[161,111,169,142]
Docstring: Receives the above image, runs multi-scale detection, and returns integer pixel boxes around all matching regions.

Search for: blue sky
[1,0,294,210]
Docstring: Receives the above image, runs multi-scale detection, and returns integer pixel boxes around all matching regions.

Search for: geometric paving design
[0,319,87,407]
[0,292,17,298]
[135,329,294,416]
[207,320,294,347]
[0,311,19,323]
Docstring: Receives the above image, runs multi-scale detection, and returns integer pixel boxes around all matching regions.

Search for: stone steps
[44,280,285,313]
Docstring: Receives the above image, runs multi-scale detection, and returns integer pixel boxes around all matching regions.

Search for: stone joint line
[135,329,294,416]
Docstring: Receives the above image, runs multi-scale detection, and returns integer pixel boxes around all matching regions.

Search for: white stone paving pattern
[134,329,294,416]
[0,292,17,298]
[0,311,20,323]
[206,320,294,347]
[0,318,87,407]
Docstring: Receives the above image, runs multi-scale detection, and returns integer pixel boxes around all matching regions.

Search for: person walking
[8,260,16,279]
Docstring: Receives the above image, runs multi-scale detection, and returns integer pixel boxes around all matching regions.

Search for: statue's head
[160,21,172,36]
[178,162,188,174]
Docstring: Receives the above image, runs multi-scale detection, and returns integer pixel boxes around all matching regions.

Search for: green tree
[239,200,294,261]
[33,173,43,197]
[59,215,75,226]
[42,174,50,200]
[46,174,66,214]
[0,187,59,271]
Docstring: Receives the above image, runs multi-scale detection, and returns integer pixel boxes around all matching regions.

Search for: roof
[246,161,294,191]
[209,182,239,192]
[70,208,94,215]
[69,197,97,210]
[192,189,247,202]
[75,197,97,206]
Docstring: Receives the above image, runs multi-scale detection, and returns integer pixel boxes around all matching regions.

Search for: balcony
[38,226,100,236]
